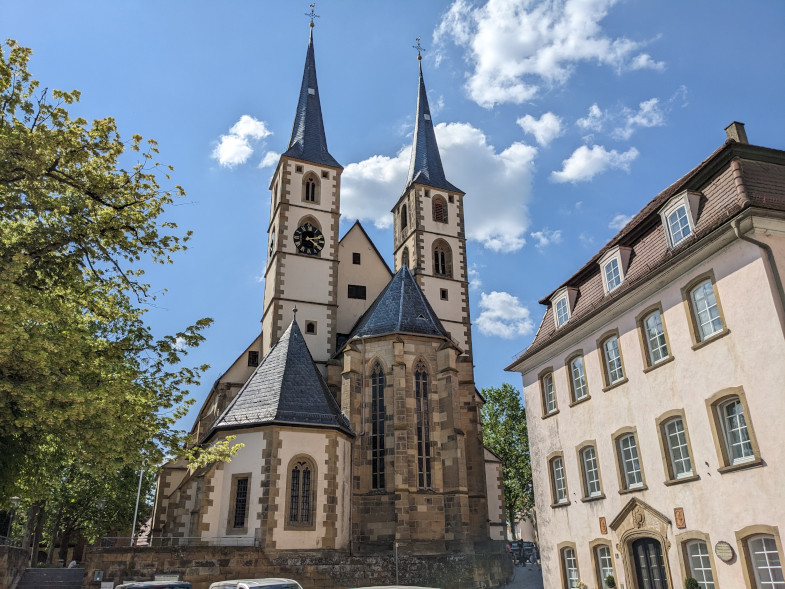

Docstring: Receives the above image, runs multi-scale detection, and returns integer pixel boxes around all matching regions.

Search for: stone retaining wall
[84,543,512,589]
[1,545,29,589]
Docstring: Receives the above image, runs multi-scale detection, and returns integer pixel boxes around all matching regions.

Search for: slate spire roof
[282,26,341,169]
[338,265,450,352]
[405,62,461,194]
[211,319,352,436]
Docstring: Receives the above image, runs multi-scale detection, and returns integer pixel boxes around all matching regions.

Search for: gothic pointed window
[286,456,316,529]
[433,196,447,223]
[401,204,408,231]
[303,176,318,203]
[402,247,410,269]
[371,362,386,490]
[433,240,452,277]
[414,360,432,489]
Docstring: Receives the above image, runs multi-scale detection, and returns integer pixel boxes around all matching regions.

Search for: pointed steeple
[282,25,341,168]
[405,62,461,193]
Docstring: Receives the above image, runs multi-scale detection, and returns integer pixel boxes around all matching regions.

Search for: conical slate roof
[405,62,461,193]
[339,266,450,352]
[282,27,341,169]
[212,320,352,436]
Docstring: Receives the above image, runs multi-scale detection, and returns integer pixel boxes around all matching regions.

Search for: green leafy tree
[0,39,237,501]
[480,383,533,539]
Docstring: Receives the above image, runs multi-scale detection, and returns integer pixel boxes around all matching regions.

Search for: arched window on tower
[432,196,447,223]
[303,175,319,203]
[287,456,316,529]
[401,204,408,231]
[433,240,452,277]
[371,362,386,490]
[414,359,432,489]
[402,247,410,269]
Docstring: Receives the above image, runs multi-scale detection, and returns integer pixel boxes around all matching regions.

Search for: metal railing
[98,536,259,548]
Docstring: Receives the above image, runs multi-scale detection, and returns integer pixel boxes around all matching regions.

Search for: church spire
[282,23,341,168]
[405,52,461,193]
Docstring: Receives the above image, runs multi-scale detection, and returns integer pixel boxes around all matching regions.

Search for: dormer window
[307,88,315,95]
[550,287,578,329]
[598,246,632,295]
[424,114,431,120]
[659,190,701,249]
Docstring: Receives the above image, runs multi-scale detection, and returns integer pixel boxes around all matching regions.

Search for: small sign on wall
[674,507,686,529]
[599,517,607,535]
[715,540,736,562]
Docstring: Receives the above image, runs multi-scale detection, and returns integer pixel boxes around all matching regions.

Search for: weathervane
[293,306,298,320]
[413,37,426,60]
[306,3,319,27]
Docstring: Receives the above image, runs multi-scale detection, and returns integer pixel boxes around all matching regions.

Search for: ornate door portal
[632,538,669,589]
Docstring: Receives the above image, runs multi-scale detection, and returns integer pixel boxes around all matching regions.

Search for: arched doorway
[632,537,669,589]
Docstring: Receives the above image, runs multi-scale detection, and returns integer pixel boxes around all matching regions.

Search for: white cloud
[609,213,633,231]
[342,121,537,251]
[577,103,605,132]
[475,291,534,339]
[551,145,639,183]
[468,263,483,290]
[579,233,595,247]
[517,112,564,147]
[434,0,664,108]
[174,336,186,351]
[211,115,272,168]
[259,151,280,168]
[613,98,666,140]
[530,228,563,249]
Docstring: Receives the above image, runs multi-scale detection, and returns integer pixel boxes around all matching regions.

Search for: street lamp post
[4,496,20,545]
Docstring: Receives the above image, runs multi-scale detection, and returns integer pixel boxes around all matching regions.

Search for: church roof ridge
[210,319,352,437]
[282,26,341,169]
[404,61,461,194]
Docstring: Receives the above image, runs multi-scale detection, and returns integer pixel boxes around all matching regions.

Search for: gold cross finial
[306,3,319,27]
[413,37,426,61]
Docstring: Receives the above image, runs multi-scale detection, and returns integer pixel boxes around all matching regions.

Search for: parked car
[115,581,191,589]
[208,579,303,589]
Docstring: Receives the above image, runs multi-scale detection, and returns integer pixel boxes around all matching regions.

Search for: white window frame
[619,433,643,489]
[581,446,601,498]
[552,456,568,504]
[686,539,716,588]
[691,279,724,341]
[659,190,700,249]
[595,544,614,588]
[603,335,624,384]
[664,417,693,479]
[747,534,785,589]
[598,246,632,295]
[720,397,755,465]
[551,287,578,330]
[643,309,669,365]
[542,372,557,415]
[562,546,579,588]
[569,355,588,402]
[555,297,570,327]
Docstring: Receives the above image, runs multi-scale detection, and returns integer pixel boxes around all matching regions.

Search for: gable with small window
[551,286,579,329]
[598,246,632,295]
[659,190,701,248]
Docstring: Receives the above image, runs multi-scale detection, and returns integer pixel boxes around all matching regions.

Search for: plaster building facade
[142,24,508,589]
[508,124,785,589]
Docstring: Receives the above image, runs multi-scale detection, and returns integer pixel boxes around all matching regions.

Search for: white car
[208,580,303,589]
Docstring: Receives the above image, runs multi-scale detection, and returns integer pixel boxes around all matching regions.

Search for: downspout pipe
[731,217,785,338]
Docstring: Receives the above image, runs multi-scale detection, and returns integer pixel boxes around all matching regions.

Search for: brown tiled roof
[508,140,785,369]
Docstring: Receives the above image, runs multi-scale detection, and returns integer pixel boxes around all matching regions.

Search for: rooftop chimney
[725,121,749,144]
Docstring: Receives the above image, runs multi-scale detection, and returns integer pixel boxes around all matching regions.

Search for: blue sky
[6,0,785,430]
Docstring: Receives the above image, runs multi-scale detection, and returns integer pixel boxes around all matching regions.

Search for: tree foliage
[480,383,533,538]
[0,39,236,501]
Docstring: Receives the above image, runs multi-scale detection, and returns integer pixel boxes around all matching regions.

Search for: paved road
[504,562,544,589]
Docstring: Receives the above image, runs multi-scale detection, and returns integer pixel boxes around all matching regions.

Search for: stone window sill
[691,328,730,351]
[663,474,700,486]
[602,377,628,393]
[569,395,591,408]
[718,457,763,474]
[551,500,571,509]
[618,485,648,495]
[542,409,560,420]
[580,494,606,503]
[643,355,675,374]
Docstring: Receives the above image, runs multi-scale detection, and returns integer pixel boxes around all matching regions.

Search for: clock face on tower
[293,223,325,255]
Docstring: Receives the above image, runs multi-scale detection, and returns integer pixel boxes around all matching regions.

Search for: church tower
[391,57,472,357]
[262,22,342,371]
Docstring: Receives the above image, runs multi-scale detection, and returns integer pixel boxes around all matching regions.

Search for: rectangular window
[233,477,248,528]
[748,534,785,589]
[542,373,557,415]
[691,279,723,341]
[321,170,329,179]
[603,336,624,384]
[619,434,643,489]
[552,457,567,504]
[248,350,259,367]
[604,258,621,291]
[562,547,579,588]
[686,540,715,588]
[440,288,448,300]
[595,545,614,588]
[347,284,367,299]
[582,447,601,497]
[569,356,588,402]
[643,310,669,365]
[665,417,693,478]
[556,297,570,327]
[668,205,692,245]
[721,398,754,464]
[352,252,361,264]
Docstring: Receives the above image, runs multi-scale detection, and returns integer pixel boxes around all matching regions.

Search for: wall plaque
[599,516,607,535]
[715,540,735,562]
[674,507,686,529]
